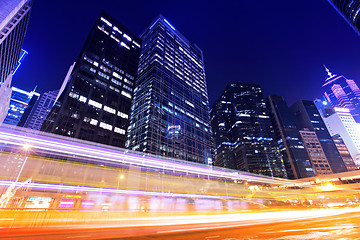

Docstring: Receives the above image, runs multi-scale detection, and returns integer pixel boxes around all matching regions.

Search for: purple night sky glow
[12,0,360,106]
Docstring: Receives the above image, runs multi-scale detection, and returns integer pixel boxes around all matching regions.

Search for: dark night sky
[12,0,360,106]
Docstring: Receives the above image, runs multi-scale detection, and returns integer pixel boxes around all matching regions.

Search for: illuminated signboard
[59,198,74,208]
[81,200,95,209]
[24,197,52,209]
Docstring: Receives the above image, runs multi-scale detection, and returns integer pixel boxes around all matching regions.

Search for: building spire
[323,64,336,79]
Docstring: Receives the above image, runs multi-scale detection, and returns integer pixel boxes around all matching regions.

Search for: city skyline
[12,1,360,106]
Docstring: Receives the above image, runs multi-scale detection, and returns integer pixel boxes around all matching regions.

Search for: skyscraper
[291,100,347,173]
[266,95,314,179]
[332,134,358,171]
[3,86,39,126]
[322,66,360,122]
[20,89,58,130]
[298,129,333,175]
[210,82,286,178]
[328,0,360,35]
[211,99,236,170]
[0,0,32,124]
[126,15,212,164]
[41,12,141,148]
[315,99,360,166]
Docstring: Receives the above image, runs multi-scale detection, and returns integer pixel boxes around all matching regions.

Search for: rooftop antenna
[323,64,336,79]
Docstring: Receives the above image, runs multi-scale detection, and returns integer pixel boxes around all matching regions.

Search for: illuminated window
[133,41,140,48]
[112,71,122,79]
[117,111,129,119]
[79,96,87,103]
[111,78,122,86]
[110,35,120,43]
[98,71,110,80]
[123,33,132,41]
[71,113,79,119]
[109,85,120,93]
[123,84,132,91]
[88,99,102,109]
[121,42,130,50]
[100,17,112,27]
[104,106,116,114]
[121,90,132,99]
[113,26,122,34]
[69,92,79,99]
[114,127,126,134]
[100,122,113,130]
[123,78,133,86]
[90,119,98,125]
[100,65,111,74]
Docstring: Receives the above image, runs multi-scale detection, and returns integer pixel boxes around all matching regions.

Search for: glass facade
[127,15,212,164]
[328,0,360,35]
[322,67,360,122]
[291,100,348,173]
[299,129,333,175]
[0,0,32,124]
[332,134,358,171]
[211,82,286,178]
[266,95,314,179]
[41,12,141,148]
[21,89,59,130]
[3,86,39,126]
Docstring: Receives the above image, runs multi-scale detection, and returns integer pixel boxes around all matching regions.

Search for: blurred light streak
[0,127,297,186]
[0,180,242,200]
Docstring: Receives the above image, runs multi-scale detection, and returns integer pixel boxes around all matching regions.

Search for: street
[1,208,360,239]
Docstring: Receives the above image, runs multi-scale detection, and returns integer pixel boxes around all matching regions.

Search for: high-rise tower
[0,0,32,124]
[266,95,315,179]
[42,12,141,148]
[3,86,39,126]
[328,0,360,35]
[210,82,286,178]
[291,100,347,173]
[127,15,212,164]
[21,89,59,130]
[322,66,360,122]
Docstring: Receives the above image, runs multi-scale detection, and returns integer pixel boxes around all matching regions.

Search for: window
[111,78,122,86]
[98,71,110,80]
[121,90,132,99]
[90,119,98,125]
[112,71,122,79]
[117,111,129,119]
[104,106,116,114]
[114,127,126,134]
[100,122,113,130]
[88,99,102,109]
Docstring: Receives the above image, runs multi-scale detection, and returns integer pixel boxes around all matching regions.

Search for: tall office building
[126,15,212,164]
[0,0,32,124]
[328,0,360,35]
[266,95,314,179]
[21,89,58,130]
[211,99,236,170]
[315,99,360,166]
[210,82,286,178]
[291,100,347,173]
[332,134,358,171]
[41,13,141,148]
[322,66,360,122]
[298,129,333,175]
[3,86,39,126]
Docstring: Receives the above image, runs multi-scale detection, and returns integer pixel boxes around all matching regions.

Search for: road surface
[1,208,360,239]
